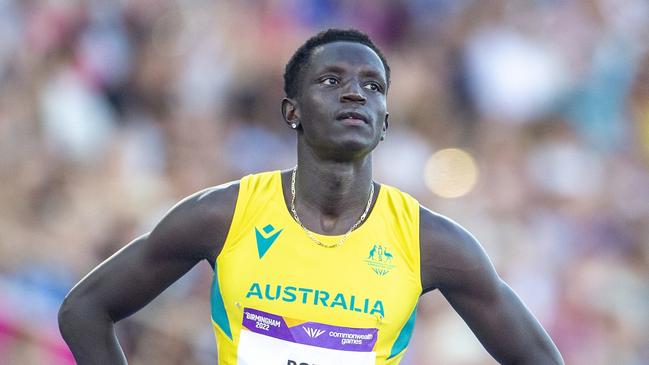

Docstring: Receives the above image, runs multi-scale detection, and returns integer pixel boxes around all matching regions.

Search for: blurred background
[0,0,648,364]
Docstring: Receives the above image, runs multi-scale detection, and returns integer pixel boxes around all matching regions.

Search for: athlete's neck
[286,147,375,235]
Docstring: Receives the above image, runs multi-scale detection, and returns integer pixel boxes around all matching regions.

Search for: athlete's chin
[325,138,379,159]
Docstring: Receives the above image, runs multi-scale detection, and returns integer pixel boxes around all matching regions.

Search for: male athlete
[59,29,564,364]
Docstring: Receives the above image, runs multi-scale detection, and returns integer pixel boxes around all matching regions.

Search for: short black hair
[283,28,390,99]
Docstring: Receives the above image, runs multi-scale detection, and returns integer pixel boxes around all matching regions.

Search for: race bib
[237,308,377,365]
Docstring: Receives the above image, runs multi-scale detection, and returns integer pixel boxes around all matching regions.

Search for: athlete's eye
[364,82,381,92]
[321,77,339,86]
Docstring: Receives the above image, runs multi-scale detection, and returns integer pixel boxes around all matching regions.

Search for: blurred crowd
[0,0,648,364]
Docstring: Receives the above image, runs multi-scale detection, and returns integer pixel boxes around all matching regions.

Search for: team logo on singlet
[364,244,396,276]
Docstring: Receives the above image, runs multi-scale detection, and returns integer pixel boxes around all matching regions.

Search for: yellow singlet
[211,171,421,365]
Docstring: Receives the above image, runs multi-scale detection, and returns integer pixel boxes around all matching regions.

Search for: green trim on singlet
[387,304,417,359]
[210,264,232,340]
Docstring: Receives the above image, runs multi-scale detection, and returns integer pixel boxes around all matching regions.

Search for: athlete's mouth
[336,111,369,124]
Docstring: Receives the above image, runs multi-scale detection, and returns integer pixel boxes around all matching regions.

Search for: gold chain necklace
[290,166,374,248]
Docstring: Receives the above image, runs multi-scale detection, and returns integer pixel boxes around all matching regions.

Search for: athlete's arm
[419,206,563,364]
[58,182,239,364]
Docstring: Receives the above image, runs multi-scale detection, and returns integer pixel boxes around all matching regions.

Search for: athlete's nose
[340,82,366,104]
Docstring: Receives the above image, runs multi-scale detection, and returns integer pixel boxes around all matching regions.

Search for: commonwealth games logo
[364,244,396,276]
[302,327,325,338]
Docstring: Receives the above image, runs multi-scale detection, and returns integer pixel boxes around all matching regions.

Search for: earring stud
[291,123,297,129]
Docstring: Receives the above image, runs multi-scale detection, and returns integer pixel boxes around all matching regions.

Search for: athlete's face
[283,42,389,158]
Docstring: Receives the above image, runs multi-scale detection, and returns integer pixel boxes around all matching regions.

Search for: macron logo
[303,327,325,338]
[254,224,283,259]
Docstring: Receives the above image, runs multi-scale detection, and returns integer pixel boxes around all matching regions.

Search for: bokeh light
[424,148,478,198]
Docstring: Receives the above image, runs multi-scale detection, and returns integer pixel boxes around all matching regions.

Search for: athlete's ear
[380,112,389,141]
[282,98,300,130]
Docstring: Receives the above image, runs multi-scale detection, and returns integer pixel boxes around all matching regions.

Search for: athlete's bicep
[64,183,239,322]
[419,206,493,294]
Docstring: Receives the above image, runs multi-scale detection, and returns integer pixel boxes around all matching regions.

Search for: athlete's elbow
[58,292,86,337]
[58,290,110,339]
[58,296,77,340]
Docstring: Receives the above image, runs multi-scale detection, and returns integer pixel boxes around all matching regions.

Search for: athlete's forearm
[58,296,128,364]
[445,281,563,365]
[492,287,563,365]
[510,327,564,365]
[511,351,564,365]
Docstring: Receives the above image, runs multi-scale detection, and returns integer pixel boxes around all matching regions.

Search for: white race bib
[237,308,377,365]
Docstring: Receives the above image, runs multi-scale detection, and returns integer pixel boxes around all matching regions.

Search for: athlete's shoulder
[376,182,418,202]
[177,179,241,219]
[375,182,420,219]
[147,180,241,265]
[186,170,282,227]
[419,205,491,292]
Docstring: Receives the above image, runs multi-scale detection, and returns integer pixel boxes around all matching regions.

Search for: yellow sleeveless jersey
[210,171,421,365]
